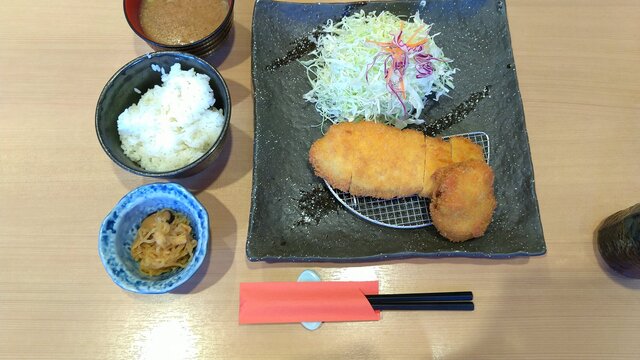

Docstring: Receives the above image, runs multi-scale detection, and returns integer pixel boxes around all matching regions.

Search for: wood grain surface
[1,0,639,359]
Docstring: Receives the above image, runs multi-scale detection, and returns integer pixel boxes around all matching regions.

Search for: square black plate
[247,0,545,262]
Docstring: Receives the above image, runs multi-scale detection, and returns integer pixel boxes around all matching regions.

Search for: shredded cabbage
[300,10,456,128]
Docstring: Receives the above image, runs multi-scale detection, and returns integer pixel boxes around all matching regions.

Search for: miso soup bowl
[124,0,234,57]
[95,51,231,178]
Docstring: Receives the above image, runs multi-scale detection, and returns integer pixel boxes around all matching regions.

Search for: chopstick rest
[297,269,323,331]
[239,281,380,324]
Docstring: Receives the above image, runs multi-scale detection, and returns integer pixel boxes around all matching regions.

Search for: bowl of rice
[96,51,231,178]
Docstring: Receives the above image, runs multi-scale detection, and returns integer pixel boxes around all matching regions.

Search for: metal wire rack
[325,132,490,229]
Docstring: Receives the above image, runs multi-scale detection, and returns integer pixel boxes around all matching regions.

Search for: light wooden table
[1,0,639,359]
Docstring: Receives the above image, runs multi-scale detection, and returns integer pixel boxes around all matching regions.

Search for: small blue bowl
[99,183,209,294]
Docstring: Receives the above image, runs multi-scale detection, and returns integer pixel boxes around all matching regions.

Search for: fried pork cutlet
[309,122,426,199]
[349,122,425,199]
[308,122,358,192]
[309,122,488,201]
[419,137,452,198]
[450,136,485,163]
[429,160,496,242]
[417,135,486,199]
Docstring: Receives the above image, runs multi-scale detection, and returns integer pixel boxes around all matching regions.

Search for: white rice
[117,63,225,172]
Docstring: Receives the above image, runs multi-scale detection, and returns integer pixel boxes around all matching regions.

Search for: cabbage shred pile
[301,11,456,128]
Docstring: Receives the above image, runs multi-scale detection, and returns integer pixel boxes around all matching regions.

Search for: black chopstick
[371,301,474,311]
[365,292,474,311]
[366,291,473,304]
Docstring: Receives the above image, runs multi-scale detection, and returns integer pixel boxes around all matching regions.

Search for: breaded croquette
[429,160,496,242]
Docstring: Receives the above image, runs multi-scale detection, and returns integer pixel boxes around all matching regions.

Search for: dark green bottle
[597,204,640,278]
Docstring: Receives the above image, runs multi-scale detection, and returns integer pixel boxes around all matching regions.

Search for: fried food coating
[308,122,358,192]
[450,136,485,163]
[309,121,425,199]
[349,122,425,199]
[429,160,496,242]
[422,136,483,198]
[419,137,452,197]
[309,122,488,203]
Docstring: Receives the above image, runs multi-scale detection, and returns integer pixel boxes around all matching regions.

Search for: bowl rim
[123,0,235,50]
[98,182,210,294]
[95,51,231,178]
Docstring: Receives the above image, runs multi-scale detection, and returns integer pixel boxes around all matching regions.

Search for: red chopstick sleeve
[239,281,380,324]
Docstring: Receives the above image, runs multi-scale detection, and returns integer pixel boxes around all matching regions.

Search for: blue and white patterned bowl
[98,183,209,294]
